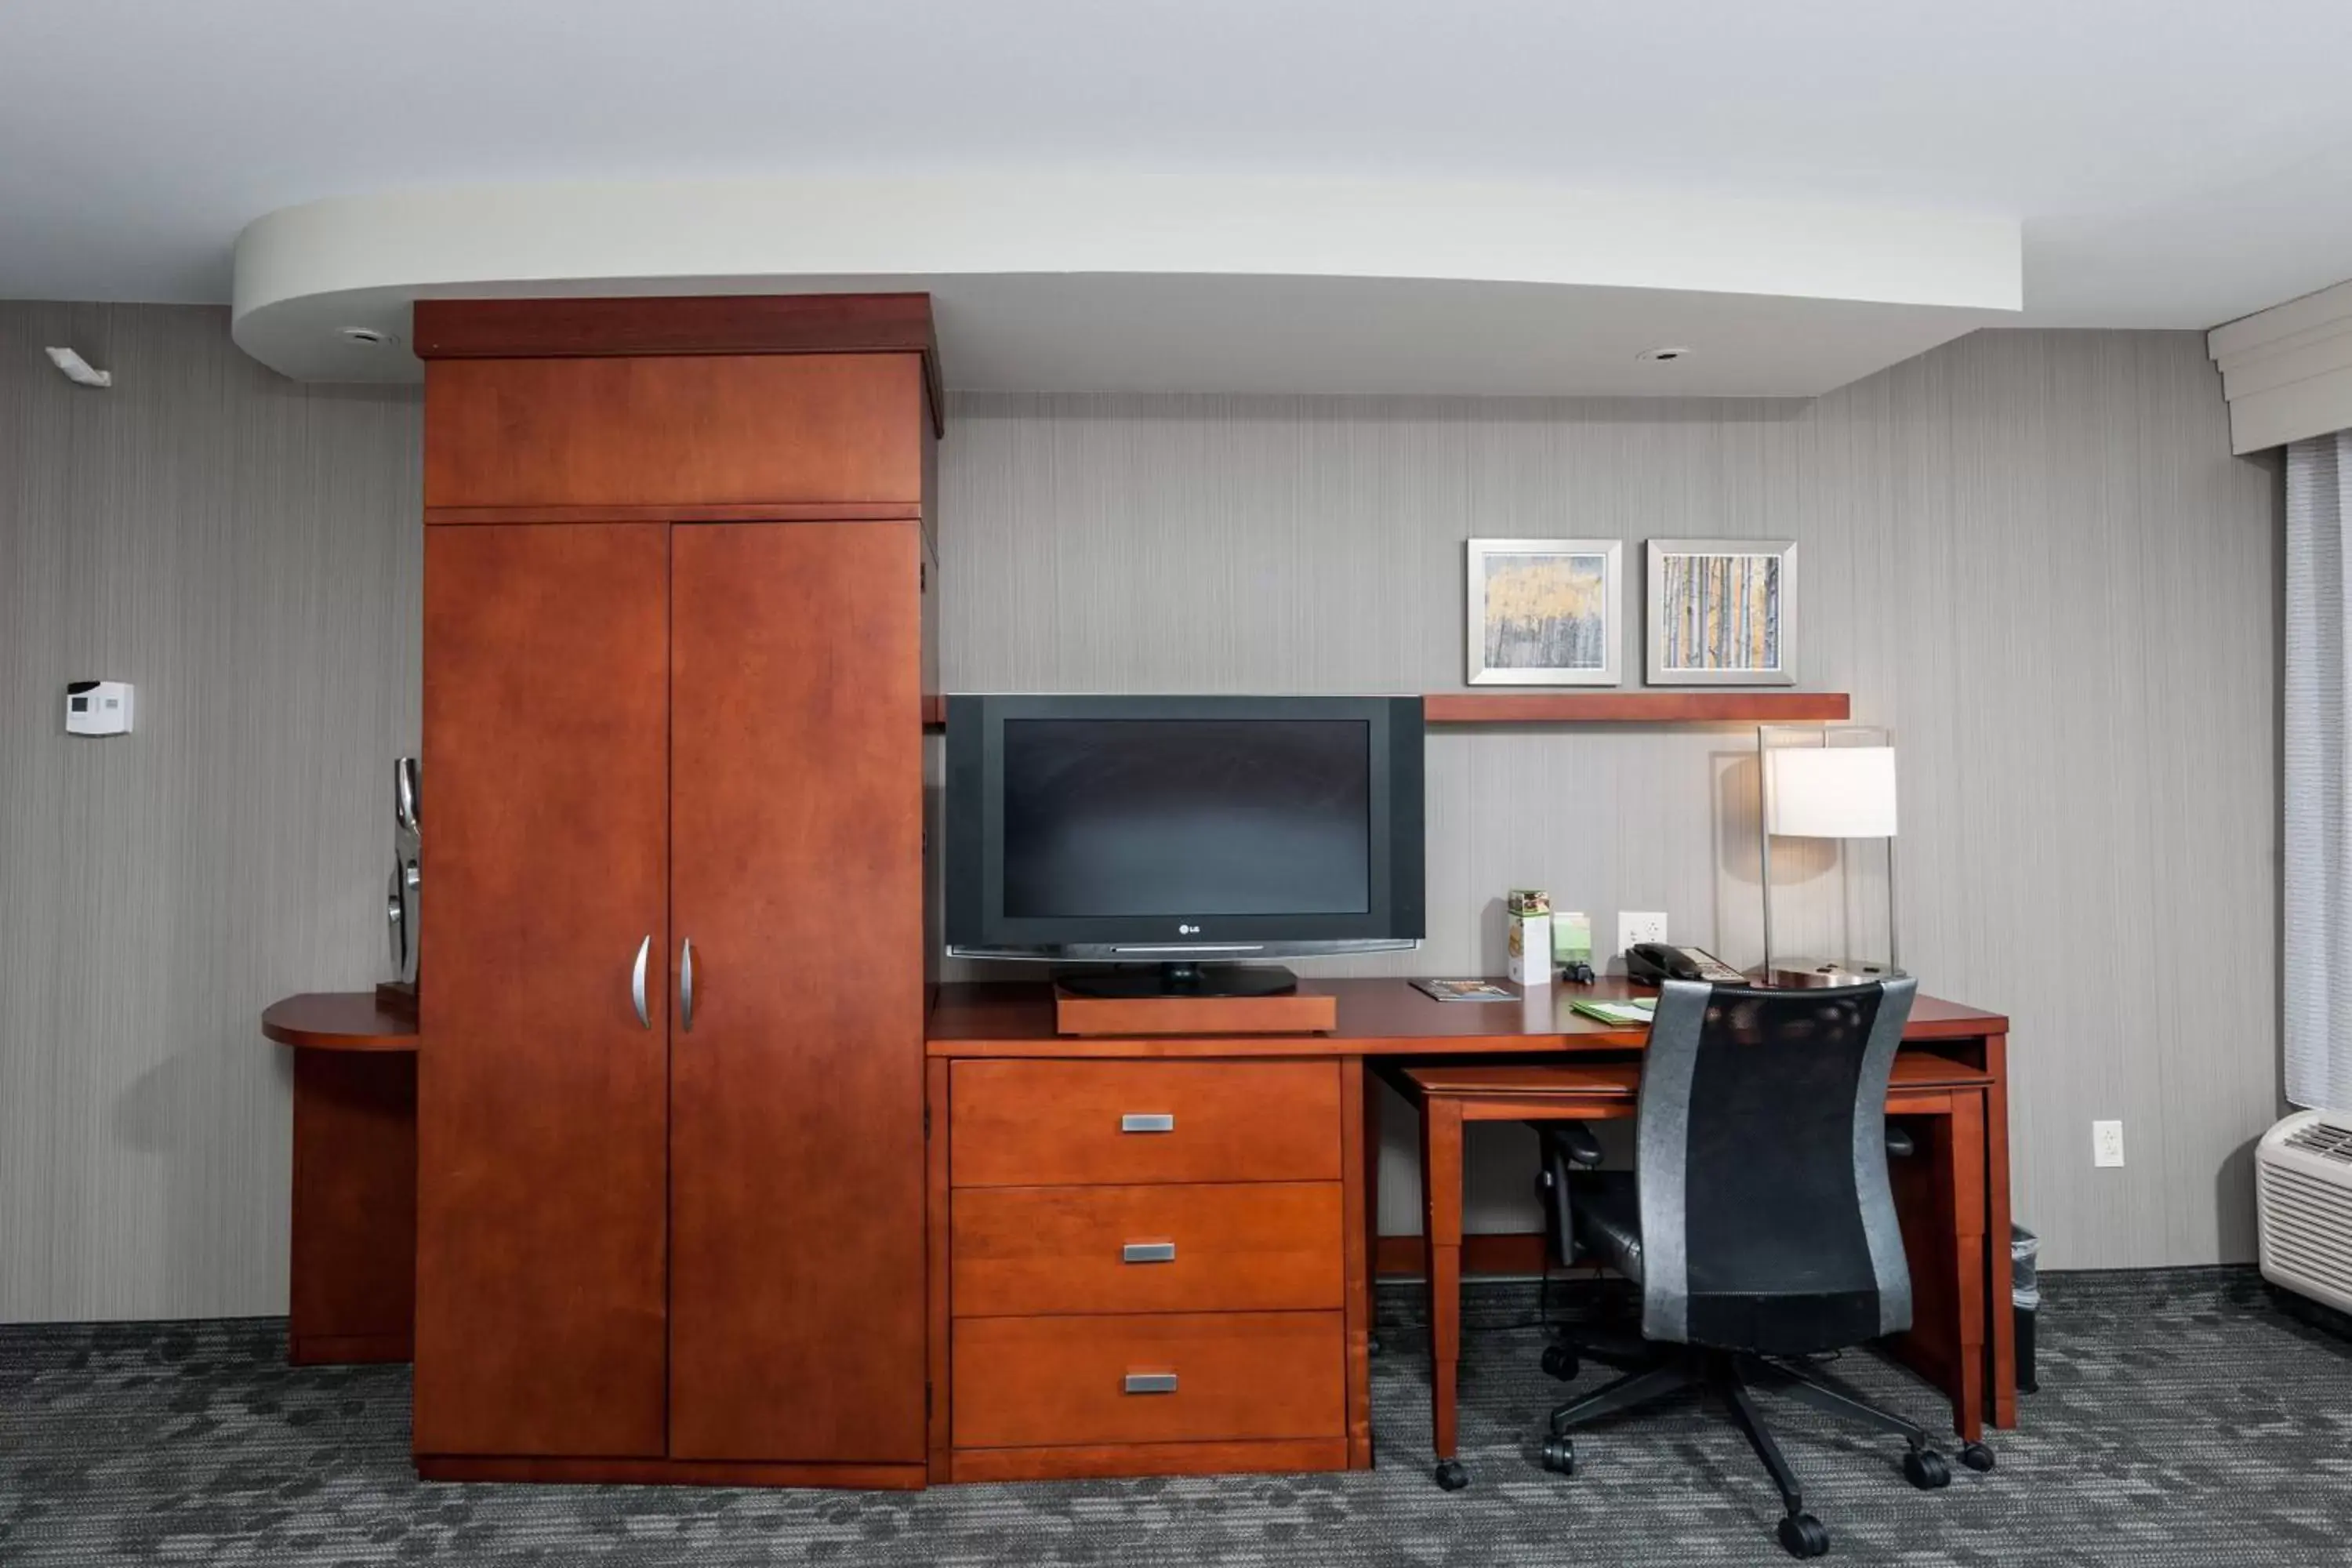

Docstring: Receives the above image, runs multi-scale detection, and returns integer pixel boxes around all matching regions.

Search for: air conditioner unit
[2256,1110,2352,1313]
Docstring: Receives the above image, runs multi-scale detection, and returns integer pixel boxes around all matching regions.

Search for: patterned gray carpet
[5,1269,2350,1566]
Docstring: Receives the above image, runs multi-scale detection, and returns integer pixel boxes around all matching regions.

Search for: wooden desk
[260,976,2012,1484]
[262,990,419,1365]
[1387,1047,2000,1486]
[924,978,2014,1487]
[929,978,2005,1055]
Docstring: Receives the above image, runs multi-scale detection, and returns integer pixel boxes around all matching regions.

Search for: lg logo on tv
[1178,924,1200,935]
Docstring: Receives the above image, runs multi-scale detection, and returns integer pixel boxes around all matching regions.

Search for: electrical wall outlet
[1618,911,1669,955]
[2092,1120,2125,1168]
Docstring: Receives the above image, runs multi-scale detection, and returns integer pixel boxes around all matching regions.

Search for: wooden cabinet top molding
[423,352,933,512]
[413,293,945,437]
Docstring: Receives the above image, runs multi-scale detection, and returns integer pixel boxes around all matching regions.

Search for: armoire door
[414,521,673,1457]
[667,521,927,1462]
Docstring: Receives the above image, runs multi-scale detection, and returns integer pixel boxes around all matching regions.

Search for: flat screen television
[945,695,1425,996]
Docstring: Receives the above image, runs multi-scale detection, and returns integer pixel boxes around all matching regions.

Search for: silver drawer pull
[1122,1240,1177,1265]
[1123,1371,1179,1395]
[1120,1112,1174,1134]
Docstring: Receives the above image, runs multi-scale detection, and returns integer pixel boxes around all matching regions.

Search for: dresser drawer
[951,1060,1341,1187]
[952,1312,1345,1449]
[953,1182,1344,1317]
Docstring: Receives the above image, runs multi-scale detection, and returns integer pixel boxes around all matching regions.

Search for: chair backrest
[1635,977,1918,1355]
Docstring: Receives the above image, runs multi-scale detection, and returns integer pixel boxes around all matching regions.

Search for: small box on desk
[1506,890,1552,988]
[1052,985,1340,1037]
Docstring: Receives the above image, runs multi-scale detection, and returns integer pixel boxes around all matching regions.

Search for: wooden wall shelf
[1419,691,1851,724]
[920,692,1851,731]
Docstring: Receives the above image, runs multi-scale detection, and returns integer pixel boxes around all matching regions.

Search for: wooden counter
[264,989,417,1364]
[263,991,419,1052]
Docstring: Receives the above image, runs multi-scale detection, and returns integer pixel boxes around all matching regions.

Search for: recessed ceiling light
[1636,346,1693,363]
[340,326,393,346]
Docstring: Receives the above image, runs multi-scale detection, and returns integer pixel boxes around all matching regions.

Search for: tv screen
[1001,718,1371,919]
[946,695,1425,960]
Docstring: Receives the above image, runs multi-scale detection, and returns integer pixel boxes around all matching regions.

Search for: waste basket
[2011,1224,2040,1394]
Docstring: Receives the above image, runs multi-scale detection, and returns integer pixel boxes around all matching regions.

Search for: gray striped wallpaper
[0,304,420,1322]
[0,310,2279,1321]
[938,332,2284,1269]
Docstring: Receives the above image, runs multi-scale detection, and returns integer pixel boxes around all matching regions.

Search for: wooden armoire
[409,296,941,1487]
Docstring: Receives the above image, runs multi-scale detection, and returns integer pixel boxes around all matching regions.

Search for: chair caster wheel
[1959,1442,1995,1472]
[1540,1436,1576,1475]
[1367,1334,1382,1358]
[1777,1512,1831,1559]
[1433,1459,1469,1491]
[1540,1344,1579,1381]
[1903,1447,1951,1490]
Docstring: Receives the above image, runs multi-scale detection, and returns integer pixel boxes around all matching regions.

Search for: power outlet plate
[1618,911,1669,956]
[2092,1120,2125,1167]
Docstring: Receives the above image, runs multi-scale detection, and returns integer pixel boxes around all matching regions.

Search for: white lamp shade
[1766,745,1898,838]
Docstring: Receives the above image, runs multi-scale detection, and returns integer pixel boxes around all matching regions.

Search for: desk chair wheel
[1902,1446,1952,1490]
[1959,1442,1995,1472]
[1539,1436,1576,1475]
[1433,1459,1469,1491]
[1777,1513,1830,1559]
[1540,1344,1579,1381]
[1367,1334,1382,1358]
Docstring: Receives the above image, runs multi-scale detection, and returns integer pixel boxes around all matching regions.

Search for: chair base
[1545,1345,1955,1559]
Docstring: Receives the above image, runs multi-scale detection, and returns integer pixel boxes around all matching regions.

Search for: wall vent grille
[2283,1119,2352,1165]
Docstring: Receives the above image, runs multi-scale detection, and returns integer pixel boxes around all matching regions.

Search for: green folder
[1569,998,1657,1025]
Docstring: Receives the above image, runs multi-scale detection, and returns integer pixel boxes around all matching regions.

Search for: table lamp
[1758,725,1902,988]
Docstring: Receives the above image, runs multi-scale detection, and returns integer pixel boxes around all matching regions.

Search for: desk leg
[1886,1091,1983,1445]
[1984,1033,2018,1431]
[1419,1096,1465,1483]
[1947,1090,1989,1446]
[1340,1058,1374,1470]
[1364,1069,1388,1304]
[288,1050,416,1365]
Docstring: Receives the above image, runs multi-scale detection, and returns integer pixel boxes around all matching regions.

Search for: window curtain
[2286,430,2352,1110]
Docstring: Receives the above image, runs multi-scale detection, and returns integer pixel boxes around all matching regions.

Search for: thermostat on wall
[66,680,133,736]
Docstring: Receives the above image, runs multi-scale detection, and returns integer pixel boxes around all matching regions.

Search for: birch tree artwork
[1468,539,1624,685]
[1485,554,1608,669]
[1647,542,1795,684]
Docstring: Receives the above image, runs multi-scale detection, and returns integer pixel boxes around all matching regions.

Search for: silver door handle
[679,938,695,1033]
[631,935,652,1029]
[1122,1241,1177,1265]
[1123,1371,1178,1395]
[1120,1113,1174,1134]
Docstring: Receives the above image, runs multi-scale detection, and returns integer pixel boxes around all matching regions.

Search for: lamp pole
[1758,725,1780,981]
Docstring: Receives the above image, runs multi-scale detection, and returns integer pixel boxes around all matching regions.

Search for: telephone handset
[1625,942,1745,985]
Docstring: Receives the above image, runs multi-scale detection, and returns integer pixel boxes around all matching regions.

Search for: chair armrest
[1885,1122,1915,1160]
[1530,1119,1603,1268]
[1542,1120,1605,1167]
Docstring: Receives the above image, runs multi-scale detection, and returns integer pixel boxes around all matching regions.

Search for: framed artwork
[1646,539,1796,686]
[1465,539,1623,686]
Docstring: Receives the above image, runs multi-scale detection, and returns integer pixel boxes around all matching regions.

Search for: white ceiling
[9,0,2352,386]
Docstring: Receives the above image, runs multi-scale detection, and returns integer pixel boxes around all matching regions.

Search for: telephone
[1625,942,1745,985]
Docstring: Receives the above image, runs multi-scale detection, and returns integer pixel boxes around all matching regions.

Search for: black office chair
[1530,978,1990,1559]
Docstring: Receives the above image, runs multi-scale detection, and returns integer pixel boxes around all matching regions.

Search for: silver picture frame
[1645,538,1797,686]
[1465,538,1624,686]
